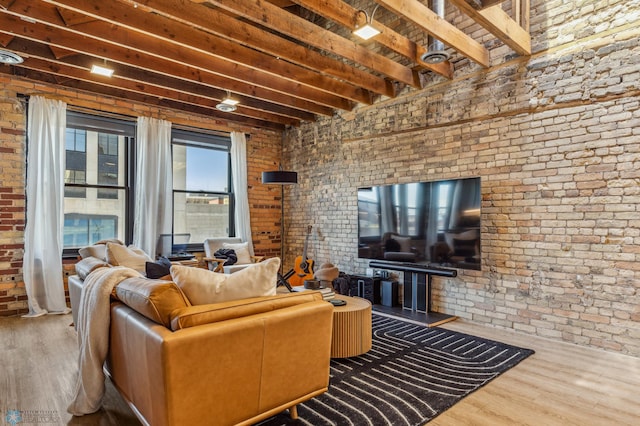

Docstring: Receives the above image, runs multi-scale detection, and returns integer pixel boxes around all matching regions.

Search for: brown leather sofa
[68,262,334,426]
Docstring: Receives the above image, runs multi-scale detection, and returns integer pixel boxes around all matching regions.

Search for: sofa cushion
[115,277,190,327]
[78,245,108,261]
[75,256,110,280]
[222,241,252,264]
[106,243,152,275]
[170,291,323,330]
[171,257,280,305]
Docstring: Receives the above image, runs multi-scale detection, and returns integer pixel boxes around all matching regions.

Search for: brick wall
[284,0,640,356]
[0,77,283,316]
[0,88,27,316]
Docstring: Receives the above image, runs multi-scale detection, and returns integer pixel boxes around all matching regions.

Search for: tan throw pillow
[78,245,107,261]
[106,243,152,274]
[222,242,252,264]
[171,257,280,305]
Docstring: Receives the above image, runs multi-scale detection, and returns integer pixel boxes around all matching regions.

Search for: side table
[330,295,372,358]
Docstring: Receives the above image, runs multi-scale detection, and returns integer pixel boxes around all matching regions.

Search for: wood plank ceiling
[0,0,530,130]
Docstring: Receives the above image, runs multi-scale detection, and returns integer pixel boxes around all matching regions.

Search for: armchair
[203,237,264,274]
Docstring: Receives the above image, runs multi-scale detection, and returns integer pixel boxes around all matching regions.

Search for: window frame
[62,111,136,258]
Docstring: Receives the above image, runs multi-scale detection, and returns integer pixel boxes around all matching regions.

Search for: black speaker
[381,281,399,307]
[348,275,381,304]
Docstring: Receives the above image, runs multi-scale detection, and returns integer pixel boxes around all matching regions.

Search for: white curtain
[133,116,172,258]
[23,96,70,317]
[230,132,254,255]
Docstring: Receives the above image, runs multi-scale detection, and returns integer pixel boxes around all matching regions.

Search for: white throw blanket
[67,266,140,416]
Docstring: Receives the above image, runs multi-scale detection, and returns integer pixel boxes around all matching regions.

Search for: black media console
[368,261,457,314]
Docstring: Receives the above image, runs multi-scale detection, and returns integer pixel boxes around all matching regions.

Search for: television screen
[357,177,481,270]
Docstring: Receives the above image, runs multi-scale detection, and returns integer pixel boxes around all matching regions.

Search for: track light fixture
[353,4,382,40]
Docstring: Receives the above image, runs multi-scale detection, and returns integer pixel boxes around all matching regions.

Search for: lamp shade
[262,170,298,185]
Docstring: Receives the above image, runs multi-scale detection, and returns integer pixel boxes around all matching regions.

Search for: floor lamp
[262,168,297,291]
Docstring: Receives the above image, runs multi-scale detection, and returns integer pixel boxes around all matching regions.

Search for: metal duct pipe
[421,0,450,64]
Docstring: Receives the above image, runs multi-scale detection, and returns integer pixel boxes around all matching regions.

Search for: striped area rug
[260,314,534,426]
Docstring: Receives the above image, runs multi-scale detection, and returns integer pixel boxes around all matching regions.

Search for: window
[63,112,134,254]
[61,111,231,257]
[169,129,232,255]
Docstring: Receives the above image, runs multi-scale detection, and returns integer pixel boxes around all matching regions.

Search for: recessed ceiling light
[353,24,381,40]
[215,103,237,112]
[220,96,239,106]
[90,64,114,77]
[0,50,24,65]
[216,92,239,112]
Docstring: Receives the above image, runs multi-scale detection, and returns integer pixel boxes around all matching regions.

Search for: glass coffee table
[330,294,372,358]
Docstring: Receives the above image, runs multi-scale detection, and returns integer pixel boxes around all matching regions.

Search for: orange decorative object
[289,225,315,286]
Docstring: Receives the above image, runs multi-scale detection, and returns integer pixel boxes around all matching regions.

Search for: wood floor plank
[1,314,639,425]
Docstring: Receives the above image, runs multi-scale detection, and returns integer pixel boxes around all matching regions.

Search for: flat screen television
[357,177,481,271]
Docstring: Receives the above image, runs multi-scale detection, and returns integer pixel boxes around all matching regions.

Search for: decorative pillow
[115,276,190,327]
[171,257,280,305]
[75,256,110,280]
[78,245,108,261]
[145,257,173,279]
[222,242,252,264]
[106,243,152,274]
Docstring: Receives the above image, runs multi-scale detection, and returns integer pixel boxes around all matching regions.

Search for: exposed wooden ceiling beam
[449,0,531,55]
[463,0,507,10]
[6,36,315,124]
[1,0,532,128]
[21,57,299,126]
[287,0,454,80]
[116,0,394,98]
[0,0,15,9]
[0,3,343,114]
[375,0,491,67]
[196,0,422,88]
[0,31,14,46]
[0,14,332,125]
[18,53,303,126]
[42,0,371,106]
[3,65,285,129]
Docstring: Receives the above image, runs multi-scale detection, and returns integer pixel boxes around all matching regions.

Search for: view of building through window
[63,125,127,248]
[62,111,233,255]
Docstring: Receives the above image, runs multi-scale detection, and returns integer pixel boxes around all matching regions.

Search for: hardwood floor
[0,314,139,426]
[1,313,638,425]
